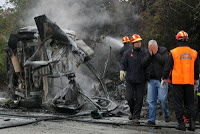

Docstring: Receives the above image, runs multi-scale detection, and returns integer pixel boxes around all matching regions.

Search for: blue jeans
[147,79,169,122]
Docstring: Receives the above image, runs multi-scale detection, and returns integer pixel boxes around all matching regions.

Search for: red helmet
[176,30,189,41]
[122,36,130,43]
[131,34,142,43]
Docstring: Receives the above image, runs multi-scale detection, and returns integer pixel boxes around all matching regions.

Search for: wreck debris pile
[4,15,121,114]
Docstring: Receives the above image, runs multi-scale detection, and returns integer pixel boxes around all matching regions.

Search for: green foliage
[0,0,36,83]
[138,0,200,50]
[0,38,6,83]
[191,2,200,52]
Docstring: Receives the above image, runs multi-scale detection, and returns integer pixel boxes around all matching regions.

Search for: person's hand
[161,79,167,88]
[148,45,153,55]
[194,79,199,93]
[120,71,125,81]
[152,45,158,54]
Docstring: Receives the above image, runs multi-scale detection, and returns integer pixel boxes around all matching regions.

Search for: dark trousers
[126,82,145,119]
[172,84,195,123]
[198,96,200,113]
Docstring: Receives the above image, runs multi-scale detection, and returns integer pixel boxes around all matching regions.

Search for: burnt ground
[0,91,200,133]
[0,110,199,134]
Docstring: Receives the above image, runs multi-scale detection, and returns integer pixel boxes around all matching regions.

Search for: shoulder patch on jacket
[130,54,134,57]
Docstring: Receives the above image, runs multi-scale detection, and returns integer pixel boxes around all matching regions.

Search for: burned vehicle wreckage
[4,15,200,131]
[4,15,118,113]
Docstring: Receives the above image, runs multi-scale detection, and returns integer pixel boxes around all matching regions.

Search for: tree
[0,0,37,83]
[138,0,199,50]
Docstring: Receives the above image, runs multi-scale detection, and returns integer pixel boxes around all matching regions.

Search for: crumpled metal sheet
[52,81,85,110]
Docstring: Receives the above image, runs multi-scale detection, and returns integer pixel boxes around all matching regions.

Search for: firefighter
[162,30,199,131]
[120,34,146,124]
[120,36,131,57]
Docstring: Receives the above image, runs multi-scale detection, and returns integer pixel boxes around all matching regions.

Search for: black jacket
[120,47,146,83]
[142,46,168,81]
[120,45,131,57]
[162,43,199,80]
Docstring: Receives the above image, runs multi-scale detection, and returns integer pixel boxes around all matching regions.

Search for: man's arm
[194,55,199,80]
[154,47,168,66]
[141,52,153,68]
[162,53,174,79]
[120,48,124,57]
[120,51,128,71]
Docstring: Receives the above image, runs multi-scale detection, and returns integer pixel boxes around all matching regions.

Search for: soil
[0,120,199,134]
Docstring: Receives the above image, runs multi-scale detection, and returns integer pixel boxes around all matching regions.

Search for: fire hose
[0,112,90,130]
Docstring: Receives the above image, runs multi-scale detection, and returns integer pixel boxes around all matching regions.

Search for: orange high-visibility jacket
[171,46,197,85]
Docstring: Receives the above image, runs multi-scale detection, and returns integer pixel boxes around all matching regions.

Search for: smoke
[21,0,140,38]
[93,36,123,73]
[23,0,112,38]
[74,36,123,96]
[110,1,140,36]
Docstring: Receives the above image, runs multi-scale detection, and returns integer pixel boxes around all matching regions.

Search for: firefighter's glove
[120,71,125,81]
[194,80,199,93]
[161,79,167,88]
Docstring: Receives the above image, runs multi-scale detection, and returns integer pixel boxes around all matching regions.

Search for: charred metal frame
[5,15,117,112]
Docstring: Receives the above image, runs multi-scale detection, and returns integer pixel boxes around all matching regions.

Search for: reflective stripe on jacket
[171,46,197,85]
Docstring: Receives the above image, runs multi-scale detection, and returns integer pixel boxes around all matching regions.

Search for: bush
[0,38,6,84]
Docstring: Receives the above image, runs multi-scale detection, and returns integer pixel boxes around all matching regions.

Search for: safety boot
[188,119,196,131]
[165,117,170,123]
[175,121,186,131]
[132,119,140,124]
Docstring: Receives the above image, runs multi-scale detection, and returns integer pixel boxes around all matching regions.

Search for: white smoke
[74,36,123,96]
[20,0,140,38]
[22,0,112,38]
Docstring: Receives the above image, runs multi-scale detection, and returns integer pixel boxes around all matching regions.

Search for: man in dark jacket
[120,36,131,57]
[142,40,169,125]
[120,34,146,124]
[162,30,199,131]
